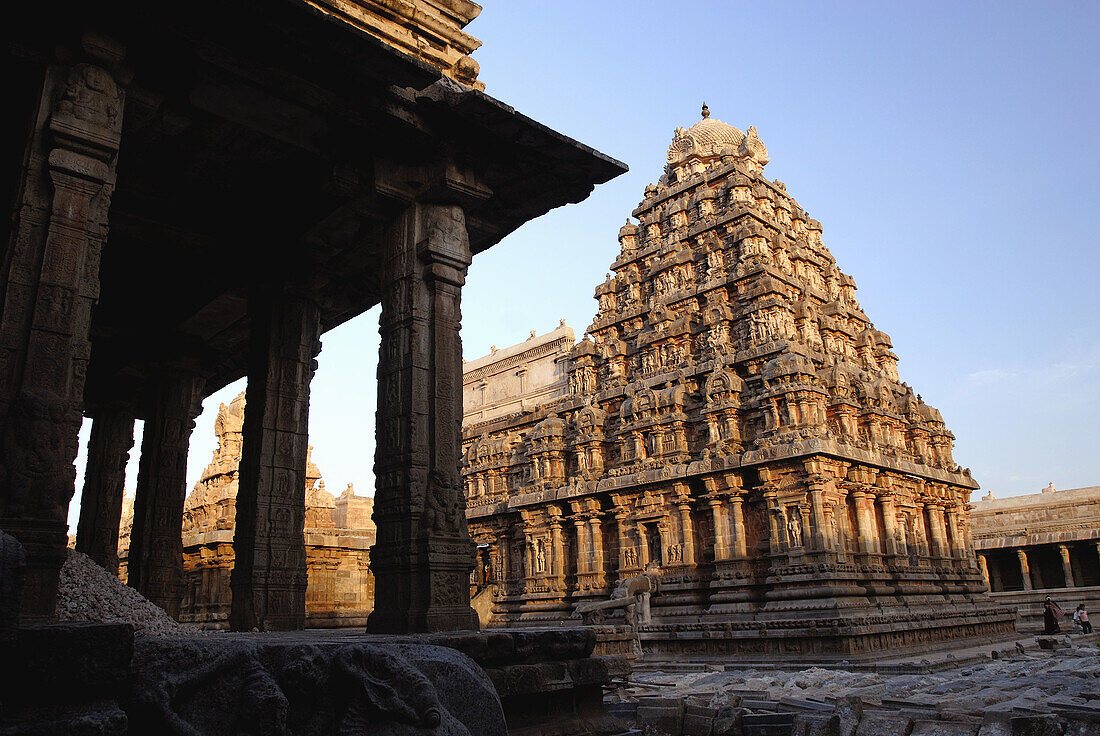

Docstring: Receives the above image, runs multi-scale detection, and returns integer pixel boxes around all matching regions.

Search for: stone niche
[461,105,1016,661]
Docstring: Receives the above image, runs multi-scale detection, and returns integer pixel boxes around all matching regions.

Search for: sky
[67,1,1100,530]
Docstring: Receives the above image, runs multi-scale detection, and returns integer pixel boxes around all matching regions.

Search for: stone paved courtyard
[613,635,1100,734]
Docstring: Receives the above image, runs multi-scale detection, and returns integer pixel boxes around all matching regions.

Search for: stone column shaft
[636,523,650,568]
[75,406,136,574]
[1017,549,1033,591]
[851,493,875,554]
[0,54,126,620]
[549,522,564,579]
[588,517,604,577]
[928,505,948,558]
[128,370,205,619]
[729,496,747,559]
[229,292,321,631]
[574,519,589,573]
[708,499,728,560]
[1059,544,1075,588]
[368,203,478,633]
[808,488,827,551]
[879,496,899,557]
[678,503,695,566]
[977,553,990,589]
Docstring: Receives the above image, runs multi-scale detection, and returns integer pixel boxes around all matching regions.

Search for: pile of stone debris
[55,550,202,637]
[610,644,1100,735]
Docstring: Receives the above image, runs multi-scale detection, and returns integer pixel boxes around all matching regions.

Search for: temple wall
[462,325,574,424]
[972,484,1100,597]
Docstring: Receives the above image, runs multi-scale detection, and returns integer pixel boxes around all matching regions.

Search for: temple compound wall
[118,393,377,629]
[972,483,1100,632]
[461,106,1015,660]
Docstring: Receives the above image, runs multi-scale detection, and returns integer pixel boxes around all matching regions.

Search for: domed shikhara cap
[667,103,745,163]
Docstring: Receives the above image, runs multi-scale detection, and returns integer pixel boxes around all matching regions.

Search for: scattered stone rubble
[56,549,202,637]
[613,639,1100,735]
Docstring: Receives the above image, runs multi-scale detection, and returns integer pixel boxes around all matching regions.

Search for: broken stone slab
[1008,714,1067,736]
[835,695,863,736]
[743,711,797,736]
[682,703,719,736]
[779,696,836,712]
[855,713,914,736]
[712,705,746,736]
[635,697,684,736]
[792,713,842,736]
[910,720,980,736]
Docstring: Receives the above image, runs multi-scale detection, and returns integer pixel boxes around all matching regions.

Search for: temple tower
[462,106,1014,659]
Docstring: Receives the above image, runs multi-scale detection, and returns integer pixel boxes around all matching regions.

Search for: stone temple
[462,106,1015,659]
[115,392,377,629]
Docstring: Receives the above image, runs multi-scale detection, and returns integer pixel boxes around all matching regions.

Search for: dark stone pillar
[128,369,204,619]
[75,406,135,574]
[0,37,127,620]
[368,203,479,633]
[229,292,321,632]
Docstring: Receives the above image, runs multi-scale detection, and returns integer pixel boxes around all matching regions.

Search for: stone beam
[128,369,204,618]
[75,406,136,574]
[0,36,126,620]
[367,203,478,633]
[230,292,321,631]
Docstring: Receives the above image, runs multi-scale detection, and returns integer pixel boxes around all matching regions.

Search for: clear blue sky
[68,1,1100,530]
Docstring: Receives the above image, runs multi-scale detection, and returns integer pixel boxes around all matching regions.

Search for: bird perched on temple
[1015,641,1026,655]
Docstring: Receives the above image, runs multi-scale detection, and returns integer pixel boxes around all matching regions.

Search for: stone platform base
[636,605,1018,662]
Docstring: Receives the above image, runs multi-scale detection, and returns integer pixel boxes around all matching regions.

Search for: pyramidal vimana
[460,105,1012,660]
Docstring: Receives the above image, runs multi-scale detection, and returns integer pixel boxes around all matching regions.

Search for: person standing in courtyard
[1073,604,1093,634]
[1044,596,1065,634]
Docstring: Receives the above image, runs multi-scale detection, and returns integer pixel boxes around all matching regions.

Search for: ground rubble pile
[55,549,203,637]
[610,640,1100,735]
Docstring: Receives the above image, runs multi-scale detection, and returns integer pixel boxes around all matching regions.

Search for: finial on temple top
[701,102,710,119]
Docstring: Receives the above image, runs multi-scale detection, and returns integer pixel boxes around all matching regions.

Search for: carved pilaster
[129,369,205,619]
[1017,549,1033,591]
[368,203,478,633]
[75,405,135,574]
[0,41,127,620]
[1059,544,1075,588]
[230,292,322,631]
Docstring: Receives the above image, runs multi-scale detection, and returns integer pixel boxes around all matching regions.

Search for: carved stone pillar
[943,506,962,560]
[1059,544,1075,588]
[728,494,748,559]
[763,489,782,555]
[807,481,828,551]
[926,504,947,559]
[707,497,728,561]
[636,523,650,568]
[574,518,590,573]
[1017,549,1033,591]
[850,492,874,554]
[879,494,900,558]
[549,519,565,581]
[677,501,695,566]
[0,45,127,620]
[75,405,136,574]
[614,509,631,570]
[129,369,205,619]
[977,553,990,588]
[229,292,321,631]
[588,516,604,581]
[367,203,478,633]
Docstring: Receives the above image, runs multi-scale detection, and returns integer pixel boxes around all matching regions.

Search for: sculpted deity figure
[535,539,546,574]
[787,513,803,548]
